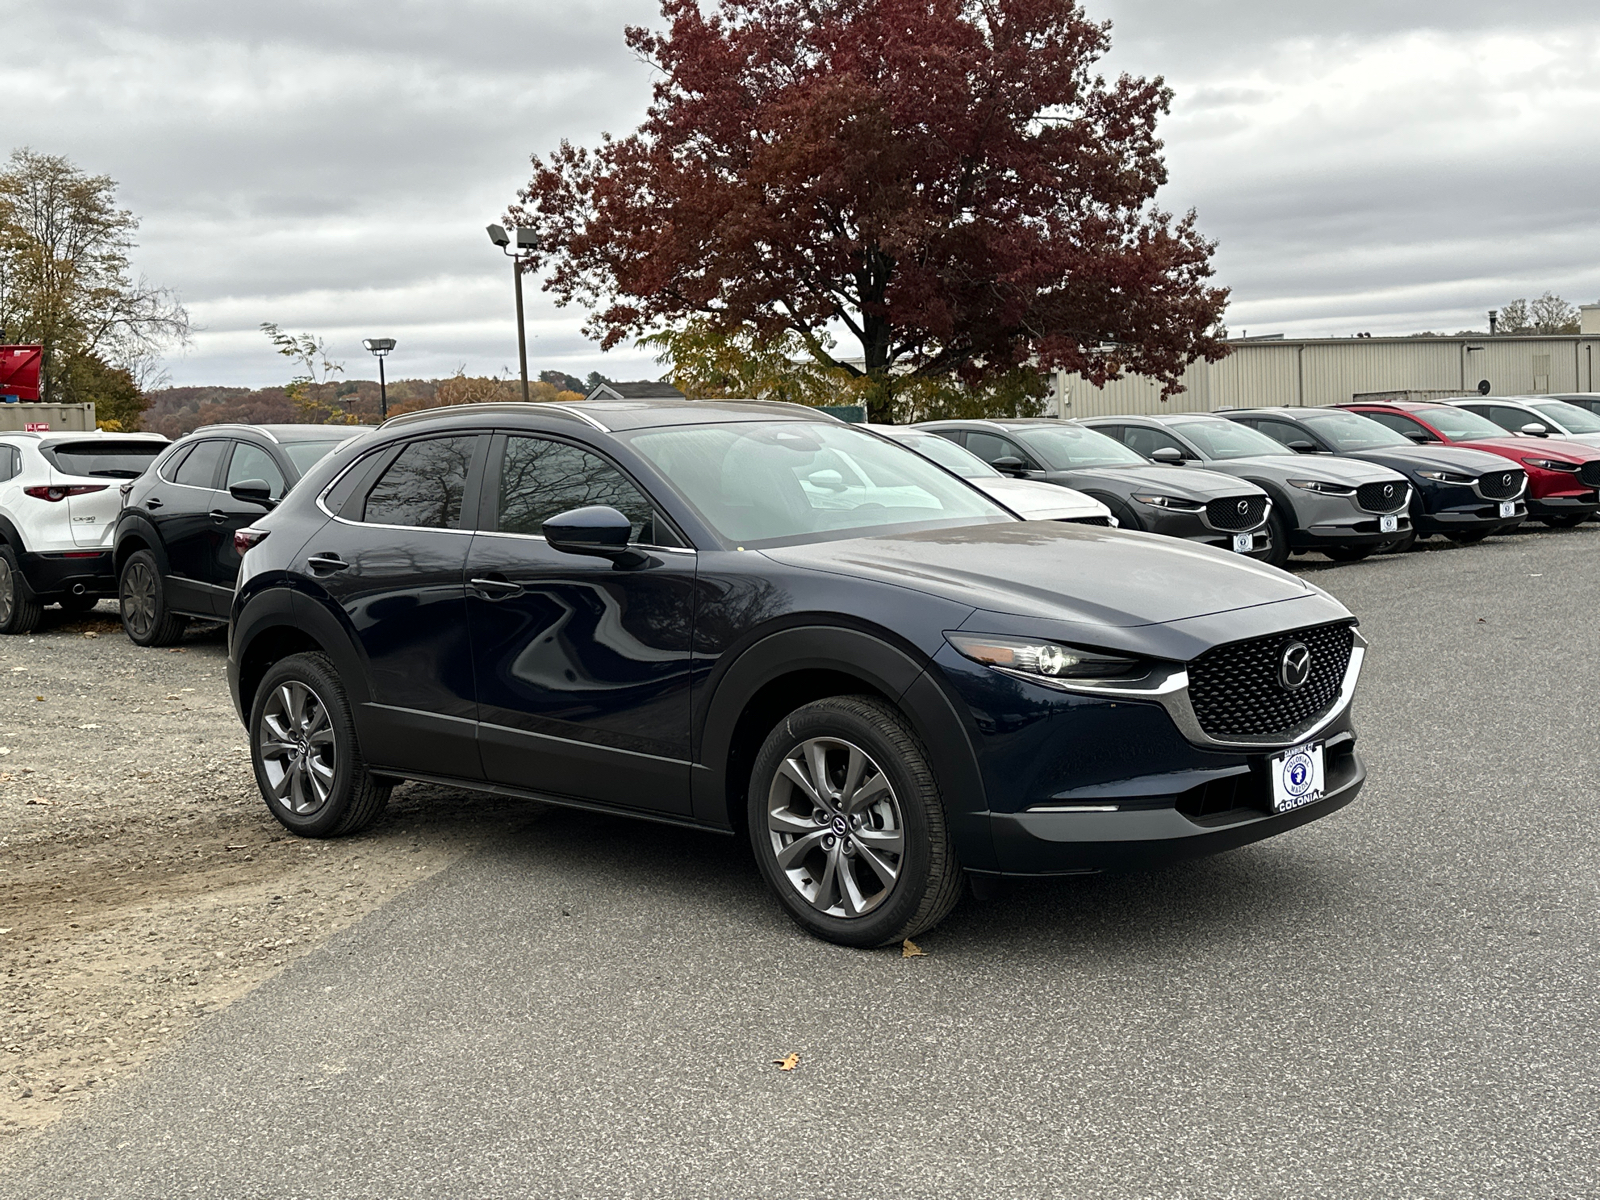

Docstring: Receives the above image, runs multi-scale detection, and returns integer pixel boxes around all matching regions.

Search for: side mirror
[1148,446,1185,465]
[543,505,645,568]
[229,479,277,508]
[1520,422,1549,437]
[1286,440,1319,454]
[991,456,1028,475]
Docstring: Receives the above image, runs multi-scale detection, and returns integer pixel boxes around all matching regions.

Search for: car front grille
[1187,622,1355,739]
[1205,495,1268,532]
[1579,461,1600,488]
[1356,481,1407,513]
[1064,515,1113,526]
[1475,470,1524,500]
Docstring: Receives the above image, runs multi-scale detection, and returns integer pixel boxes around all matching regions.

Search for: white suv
[0,430,169,633]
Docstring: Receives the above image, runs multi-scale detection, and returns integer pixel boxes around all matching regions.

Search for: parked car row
[0,394,1587,947]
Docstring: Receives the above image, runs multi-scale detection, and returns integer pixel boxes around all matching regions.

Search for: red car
[1341,402,1600,528]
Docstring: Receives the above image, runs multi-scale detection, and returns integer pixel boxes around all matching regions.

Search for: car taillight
[23,484,109,502]
[235,527,269,554]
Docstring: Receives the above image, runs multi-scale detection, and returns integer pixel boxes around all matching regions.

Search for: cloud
[5,0,1598,386]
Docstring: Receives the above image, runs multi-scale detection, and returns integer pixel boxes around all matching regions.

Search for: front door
[152,438,229,614]
[210,440,288,609]
[466,433,696,815]
[302,433,488,777]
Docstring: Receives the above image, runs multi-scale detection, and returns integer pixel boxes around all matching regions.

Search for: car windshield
[283,439,357,476]
[1418,407,1504,439]
[625,420,1011,547]
[1298,411,1413,451]
[1530,400,1600,434]
[1169,420,1290,460]
[1015,424,1148,469]
[41,440,167,479]
[892,432,1000,479]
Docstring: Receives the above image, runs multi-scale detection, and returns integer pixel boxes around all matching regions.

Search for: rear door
[302,433,487,777]
[466,432,696,814]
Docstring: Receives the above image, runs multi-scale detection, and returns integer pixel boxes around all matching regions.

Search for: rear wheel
[748,696,963,948]
[1540,513,1586,529]
[0,546,42,635]
[119,550,187,646]
[1322,544,1376,563]
[250,652,391,838]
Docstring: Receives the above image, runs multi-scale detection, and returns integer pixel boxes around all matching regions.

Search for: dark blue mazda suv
[227,399,1368,946]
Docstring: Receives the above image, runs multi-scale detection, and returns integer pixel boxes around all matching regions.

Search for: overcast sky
[6,0,1599,388]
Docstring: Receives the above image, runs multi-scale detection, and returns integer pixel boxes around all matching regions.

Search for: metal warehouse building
[1052,304,1600,418]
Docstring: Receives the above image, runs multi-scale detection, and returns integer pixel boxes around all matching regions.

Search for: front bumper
[1143,507,1272,559]
[1288,491,1411,548]
[17,549,115,599]
[1526,491,1600,519]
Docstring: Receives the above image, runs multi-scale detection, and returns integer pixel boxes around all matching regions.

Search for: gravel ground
[0,606,525,1150]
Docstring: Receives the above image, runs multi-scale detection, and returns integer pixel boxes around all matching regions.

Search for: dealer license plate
[1498,501,1516,518]
[1232,533,1253,553]
[1270,741,1325,813]
[1379,514,1398,533]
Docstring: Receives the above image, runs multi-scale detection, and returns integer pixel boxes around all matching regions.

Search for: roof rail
[193,422,281,442]
[377,402,592,431]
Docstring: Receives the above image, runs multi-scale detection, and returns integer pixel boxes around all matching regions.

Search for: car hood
[970,477,1110,520]
[761,521,1319,628]
[1343,445,1514,475]
[1208,455,1406,485]
[1049,464,1263,499]
[1449,436,1600,462]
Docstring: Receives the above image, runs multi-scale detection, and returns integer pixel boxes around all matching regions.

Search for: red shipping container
[0,345,43,401]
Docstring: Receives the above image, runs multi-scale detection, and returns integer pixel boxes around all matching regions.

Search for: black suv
[228,400,1368,946]
[115,424,369,644]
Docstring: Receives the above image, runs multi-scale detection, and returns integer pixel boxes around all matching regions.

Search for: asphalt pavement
[4,527,1598,1199]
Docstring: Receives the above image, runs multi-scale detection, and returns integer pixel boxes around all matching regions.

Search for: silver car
[1081,414,1413,565]
[1446,396,1600,450]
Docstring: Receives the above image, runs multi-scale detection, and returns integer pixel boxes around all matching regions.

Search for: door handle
[210,509,228,521]
[471,575,524,600]
[146,498,163,510]
[306,554,350,574]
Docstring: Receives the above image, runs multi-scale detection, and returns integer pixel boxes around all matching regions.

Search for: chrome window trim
[469,527,696,555]
[999,630,1367,752]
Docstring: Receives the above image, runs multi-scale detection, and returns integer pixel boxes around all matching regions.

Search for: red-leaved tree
[511,0,1228,420]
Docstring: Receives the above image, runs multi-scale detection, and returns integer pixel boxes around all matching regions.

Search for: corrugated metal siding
[1057,336,1600,416]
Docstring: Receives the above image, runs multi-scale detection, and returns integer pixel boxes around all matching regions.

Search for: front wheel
[1541,514,1587,529]
[1322,545,1376,563]
[1450,529,1491,546]
[250,652,391,837]
[1261,508,1292,568]
[747,696,963,947]
[0,546,42,635]
[118,550,187,646]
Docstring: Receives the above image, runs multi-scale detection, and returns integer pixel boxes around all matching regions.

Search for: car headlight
[1522,458,1579,472]
[1416,469,1476,484]
[1286,478,1356,495]
[1129,493,1204,511]
[947,634,1146,680]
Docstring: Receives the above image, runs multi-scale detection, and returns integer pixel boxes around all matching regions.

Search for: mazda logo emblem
[1502,474,1513,487]
[1383,484,1394,498]
[1279,642,1312,691]
[1237,499,1249,514]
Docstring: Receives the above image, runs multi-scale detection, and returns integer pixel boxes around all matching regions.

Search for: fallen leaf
[902,939,926,958]
[34,696,43,702]
[167,647,186,654]
[82,631,98,639]
[25,797,51,806]
[773,1053,800,1071]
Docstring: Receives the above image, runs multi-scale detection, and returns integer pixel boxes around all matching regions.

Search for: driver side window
[965,432,1036,469]
[1122,426,1190,459]
[497,436,672,546]
[1363,412,1436,441]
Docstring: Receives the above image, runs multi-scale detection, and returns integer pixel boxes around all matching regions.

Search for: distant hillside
[144,378,445,437]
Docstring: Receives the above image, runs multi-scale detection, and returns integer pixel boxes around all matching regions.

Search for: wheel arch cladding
[236,590,372,725]
[0,513,23,553]
[114,516,167,576]
[697,624,995,871]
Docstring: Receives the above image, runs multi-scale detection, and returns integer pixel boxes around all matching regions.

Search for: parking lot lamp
[487,224,537,403]
[361,338,396,419]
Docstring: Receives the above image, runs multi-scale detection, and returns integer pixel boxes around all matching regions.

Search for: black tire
[1449,529,1491,546]
[249,651,391,838]
[1321,545,1376,563]
[1382,531,1418,555]
[1261,507,1292,568]
[118,550,188,646]
[56,592,99,614]
[747,695,963,948]
[0,545,43,635]
[1540,514,1586,529]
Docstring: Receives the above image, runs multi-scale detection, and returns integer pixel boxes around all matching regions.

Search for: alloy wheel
[0,557,13,626]
[766,736,906,919]
[121,560,157,638]
[258,680,338,816]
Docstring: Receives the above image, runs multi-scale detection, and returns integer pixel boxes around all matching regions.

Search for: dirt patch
[0,605,529,1154]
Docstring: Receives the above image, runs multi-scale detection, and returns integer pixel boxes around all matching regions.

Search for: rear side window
[496,435,658,543]
[225,442,287,500]
[173,440,228,488]
[0,445,18,482]
[42,440,166,479]
[363,436,478,528]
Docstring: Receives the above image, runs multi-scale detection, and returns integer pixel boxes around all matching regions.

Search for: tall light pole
[487,224,537,402]
[362,338,396,419]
